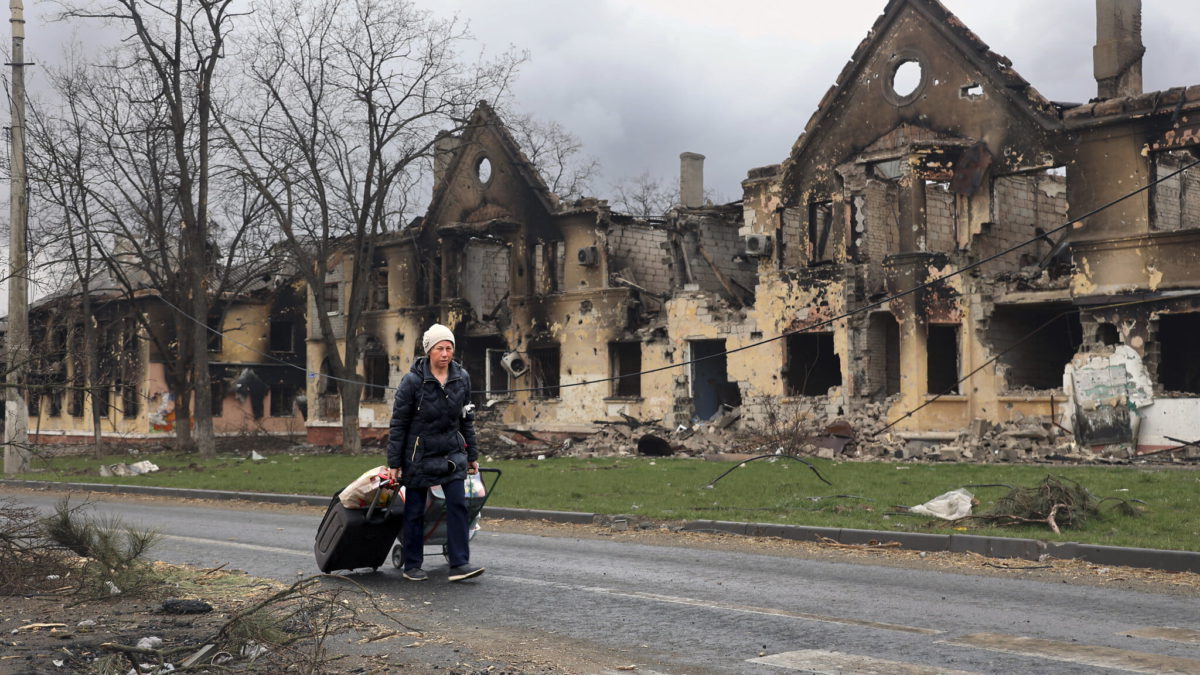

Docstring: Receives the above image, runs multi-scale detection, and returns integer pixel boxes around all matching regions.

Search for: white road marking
[749,649,977,674]
[493,574,940,635]
[943,632,1200,674]
[1124,626,1200,644]
[161,533,309,557]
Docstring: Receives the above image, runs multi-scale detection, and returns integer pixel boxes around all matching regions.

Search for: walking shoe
[447,564,484,582]
[402,568,428,581]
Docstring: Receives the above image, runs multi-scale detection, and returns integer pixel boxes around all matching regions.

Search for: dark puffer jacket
[386,357,478,489]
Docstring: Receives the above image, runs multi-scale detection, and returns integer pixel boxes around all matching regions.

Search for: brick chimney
[680,152,705,208]
[1093,0,1144,99]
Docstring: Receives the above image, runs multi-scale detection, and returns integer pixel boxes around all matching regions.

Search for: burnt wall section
[1152,152,1200,231]
[974,172,1067,272]
[675,209,757,305]
[461,239,509,322]
[607,223,672,298]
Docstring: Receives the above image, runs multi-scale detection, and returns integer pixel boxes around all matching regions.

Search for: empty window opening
[891,59,923,97]
[1158,313,1200,394]
[270,381,296,417]
[363,352,389,402]
[270,320,295,353]
[206,313,223,352]
[368,263,389,311]
[927,324,960,394]
[456,335,509,405]
[960,83,983,99]
[529,346,561,399]
[534,241,564,294]
[784,332,842,396]
[691,339,739,420]
[1096,322,1120,346]
[121,383,140,418]
[485,348,512,401]
[476,155,493,184]
[808,200,834,264]
[987,306,1082,390]
[610,342,642,398]
[212,380,225,417]
[867,313,901,397]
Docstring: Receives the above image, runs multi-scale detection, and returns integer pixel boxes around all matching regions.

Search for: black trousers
[401,478,469,570]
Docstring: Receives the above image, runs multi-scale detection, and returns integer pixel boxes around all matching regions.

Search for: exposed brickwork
[608,223,672,296]
[976,172,1067,272]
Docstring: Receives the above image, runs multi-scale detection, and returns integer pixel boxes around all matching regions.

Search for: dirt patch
[0,561,572,675]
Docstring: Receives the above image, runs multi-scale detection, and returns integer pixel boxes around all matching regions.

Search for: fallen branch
[814,535,901,550]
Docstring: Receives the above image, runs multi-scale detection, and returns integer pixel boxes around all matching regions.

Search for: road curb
[4,479,1198,573]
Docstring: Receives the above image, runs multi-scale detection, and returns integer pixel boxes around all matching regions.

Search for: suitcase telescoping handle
[363,476,399,524]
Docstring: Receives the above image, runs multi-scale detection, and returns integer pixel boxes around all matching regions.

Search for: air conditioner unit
[577,245,599,266]
[742,234,773,257]
[500,351,528,378]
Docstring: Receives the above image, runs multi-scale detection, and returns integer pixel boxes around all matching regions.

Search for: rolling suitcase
[314,481,401,573]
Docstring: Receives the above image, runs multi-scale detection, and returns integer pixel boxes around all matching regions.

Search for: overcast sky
[423,0,1200,202]
[3,0,1200,312]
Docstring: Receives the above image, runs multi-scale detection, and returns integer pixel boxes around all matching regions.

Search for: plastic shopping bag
[466,472,487,499]
[339,465,393,509]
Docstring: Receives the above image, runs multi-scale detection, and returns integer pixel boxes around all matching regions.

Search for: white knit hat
[422,323,456,353]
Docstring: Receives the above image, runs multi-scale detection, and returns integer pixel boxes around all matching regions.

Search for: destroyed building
[305,0,1199,458]
[12,269,308,444]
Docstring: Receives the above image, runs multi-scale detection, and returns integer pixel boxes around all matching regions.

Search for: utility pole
[3,0,29,474]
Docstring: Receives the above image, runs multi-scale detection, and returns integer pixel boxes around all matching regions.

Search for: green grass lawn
[10,451,1199,551]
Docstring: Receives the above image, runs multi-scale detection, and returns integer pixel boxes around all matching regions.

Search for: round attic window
[883,50,927,106]
[892,60,922,97]
[476,156,493,185]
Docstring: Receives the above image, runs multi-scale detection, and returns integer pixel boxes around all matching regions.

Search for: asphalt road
[8,491,1200,674]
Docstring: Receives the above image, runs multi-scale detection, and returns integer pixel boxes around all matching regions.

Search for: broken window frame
[528,346,561,399]
[608,341,642,398]
[485,348,512,400]
[269,381,296,417]
[807,199,835,264]
[367,257,389,311]
[362,350,389,402]
[783,331,843,397]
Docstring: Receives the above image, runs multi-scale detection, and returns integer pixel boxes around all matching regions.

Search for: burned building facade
[734,0,1200,454]
[310,0,1198,456]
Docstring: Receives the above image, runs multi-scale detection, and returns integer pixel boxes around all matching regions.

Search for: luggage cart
[390,467,501,568]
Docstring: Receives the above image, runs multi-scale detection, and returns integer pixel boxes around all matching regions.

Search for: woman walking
[386,323,483,582]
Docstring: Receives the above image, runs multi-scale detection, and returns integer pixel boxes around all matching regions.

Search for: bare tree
[220,0,522,452]
[46,0,244,456]
[504,112,599,202]
[610,171,678,218]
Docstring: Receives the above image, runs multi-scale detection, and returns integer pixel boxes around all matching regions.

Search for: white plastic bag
[909,488,974,520]
[339,466,393,509]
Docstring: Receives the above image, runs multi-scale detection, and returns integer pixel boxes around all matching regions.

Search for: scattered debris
[99,460,160,477]
[905,488,976,520]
